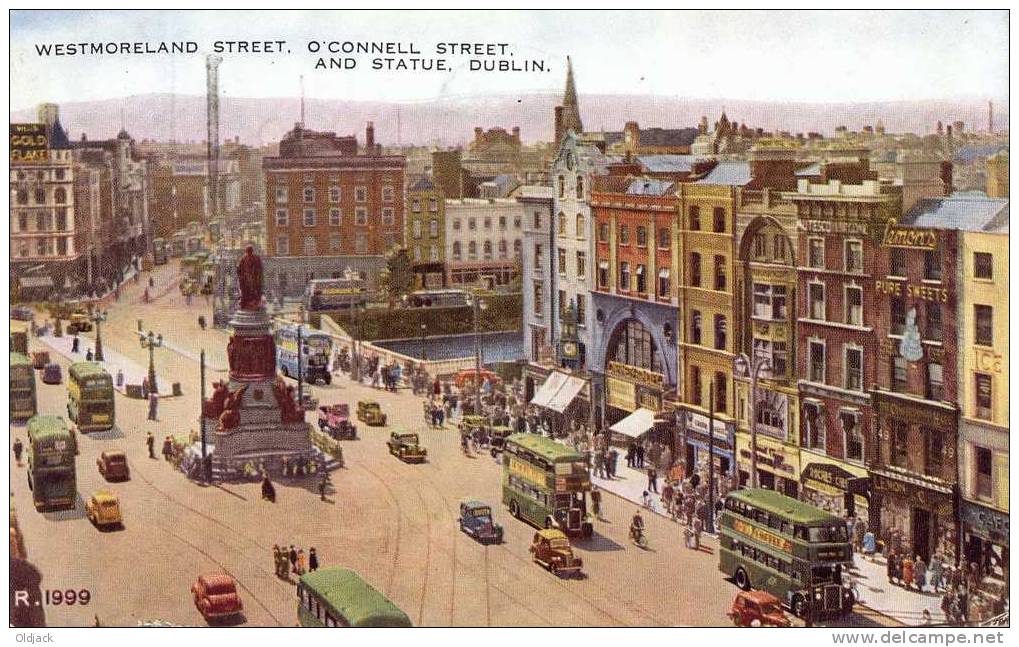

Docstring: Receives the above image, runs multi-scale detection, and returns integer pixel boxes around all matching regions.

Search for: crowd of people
[272,544,319,581]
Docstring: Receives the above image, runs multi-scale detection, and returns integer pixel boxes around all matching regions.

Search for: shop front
[529,368,593,435]
[735,433,800,497]
[799,455,872,526]
[872,471,958,565]
[603,360,669,447]
[961,500,1009,576]
[680,407,736,481]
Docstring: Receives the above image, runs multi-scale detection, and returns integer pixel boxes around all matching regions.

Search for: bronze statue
[237,245,263,310]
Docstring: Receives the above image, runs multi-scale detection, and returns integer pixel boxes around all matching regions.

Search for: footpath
[38,331,178,398]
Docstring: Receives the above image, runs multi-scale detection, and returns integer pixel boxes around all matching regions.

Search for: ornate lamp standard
[419,323,428,361]
[139,330,164,393]
[468,294,488,416]
[734,352,771,489]
[91,309,107,361]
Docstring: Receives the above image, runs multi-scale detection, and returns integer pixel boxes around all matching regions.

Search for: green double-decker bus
[10,352,37,421]
[27,415,78,511]
[719,488,855,618]
[67,362,115,432]
[297,568,412,627]
[501,434,593,538]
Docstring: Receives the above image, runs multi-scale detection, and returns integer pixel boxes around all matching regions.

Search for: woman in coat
[914,556,927,592]
[901,555,915,591]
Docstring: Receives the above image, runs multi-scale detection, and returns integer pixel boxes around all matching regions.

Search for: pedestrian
[273,544,283,577]
[661,480,674,515]
[289,545,298,573]
[72,335,80,353]
[146,432,155,459]
[863,530,877,559]
[593,449,605,478]
[641,490,652,509]
[148,392,159,421]
[647,467,658,494]
[636,443,645,469]
[941,591,955,625]
[116,369,124,388]
[149,276,155,288]
[607,448,618,478]
[162,436,173,461]
[309,547,319,572]
[853,518,867,554]
[85,348,94,361]
[12,438,24,466]
[930,553,945,593]
[902,554,915,591]
[626,442,635,468]
[590,486,602,520]
[692,516,703,550]
[141,376,149,400]
[914,555,927,592]
[296,549,307,576]
[318,475,328,501]
[887,552,897,584]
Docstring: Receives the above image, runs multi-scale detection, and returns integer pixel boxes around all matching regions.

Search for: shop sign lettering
[10,123,48,162]
[733,519,793,553]
[799,219,871,235]
[607,361,664,388]
[882,219,939,250]
[975,348,1003,374]
[874,279,949,303]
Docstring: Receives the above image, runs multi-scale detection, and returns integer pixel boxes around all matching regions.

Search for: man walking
[71,335,80,353]
[318,474,329,501]
[308,547,319,572]
[148,392,159,421]
[647,466,658,494]
[12,438,24,466]
[289,545,298,575]
[146,432,155,459]
[636,443,646,469]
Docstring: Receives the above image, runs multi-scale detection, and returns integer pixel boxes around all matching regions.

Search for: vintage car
[318,403,357,440]
[31,351,50,370]
[66,311,93,334]
[458,500,503,544]
[453,368,502,389]
[488,426,514,458]
[458,415,489,441]
[728,590,791,628]
[85,490,123,529]
[42,363,62,385]
[529,529,582,577]
[357,400,387,426]
[191,573,244,622]
[387,432,427,463]
[11,305,34,321]
[97,450,130,481]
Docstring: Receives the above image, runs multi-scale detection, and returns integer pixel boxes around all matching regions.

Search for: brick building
[405,177,446,288]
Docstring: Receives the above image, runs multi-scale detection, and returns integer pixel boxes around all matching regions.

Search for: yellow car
[67,311,93,334]
[85,490,123,529]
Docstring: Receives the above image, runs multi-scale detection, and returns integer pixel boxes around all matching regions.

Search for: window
[484,217,492,230]
[598,261,609,289]
[557,213,566,235]
[619,224,629,245]
[412,220,422,239]
[714,314,727,351]
[924,250,943,281]
[34,188,45,204]
[658,227,670,249]
[430,245,439,261]
[469,217,477,231]
[890,420,909,468]
[453,218,461,231]
[36,239,47,256]
[275,186,288,202]
[690,311,702,345]
[842,412,863,462]
[598,222,609,242]
[558,248,567,274]
[452,241,462,260]
[468,241,477,259]
[499,216,507,230]
[924,427,943,477]
[303,208,316,226]
[658,268,670,298]
[844,240,863,273]
[303,237,317,255]
[329,208,341,226]
[891,356,908,392]
[808,238,824,268]
[713,255,726,291]
[533,284,543,315]
[714,372,728,411]
[576,176,584,199]
[576,294,586,325]
[329,234,342,253]
[499,240,507,259]
[275,209,288,226]
[558,290,567,320]
[974,252,993,280]
[355,233,368,254]
[576,251,586,279]
[753,283,788,320]
[636,226,647,247]
[890,248,907,276]
[483,240,492,259]
[329,186,341,203]
[845,346,863,391]
[689,206,701,231]
[974,305,993,346]
[557,175,565,199]
[774,235,790,262]
[974,373,992,420]
[846,285,863,325]
[411,198,421,212]
[926,362,944,401]
[690,366,702,405]
[514,240,522,258]
[809,340,825,383]
[355,207,368,226]
[925,303,942,339]
[303,187,315,203]
[514,216,521,229]
[428,198,438,212]
[533,244,542,269]
[54,187,66,204]
[382,186,395,202]
[355,187,367,202]
[619,262,630,290]
[18,213,27,231]
[809,283,825,320]
[891,297,906,335]
[276,235,290,256]
[382,208,395,225]
[636,265,647,293]
[690,252,701,287]
[575,214,584,238]
[533,212,543,228]
[975,446,993,499]
[712,207,726,233]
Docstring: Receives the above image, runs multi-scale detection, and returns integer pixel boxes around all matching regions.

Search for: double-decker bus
[298,568,412,627]
[404,288,470,309]
[501,433,593,538]
[152,237,168,265]
[719,488,855,618]
[10,352,37,421]
[67,362,115,432]
[304,278,367,312]
[27,415,77,511]
[275,324,333,384]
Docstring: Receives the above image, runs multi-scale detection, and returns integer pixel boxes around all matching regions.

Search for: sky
[9,10,1010,111]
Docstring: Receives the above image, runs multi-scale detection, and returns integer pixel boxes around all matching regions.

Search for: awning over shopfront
[18,275,54,289]
[546,375,586,413]
[609,407,656,438]
[530,371,569,408]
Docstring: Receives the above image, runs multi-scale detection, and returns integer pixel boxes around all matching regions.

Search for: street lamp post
[139,330,164,394]
[419,323,427,361]
[735,352,771,490]
[91,309,107,362]
[470,296,488,416]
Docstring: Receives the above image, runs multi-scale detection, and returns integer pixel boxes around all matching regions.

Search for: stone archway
[593,302,676,388]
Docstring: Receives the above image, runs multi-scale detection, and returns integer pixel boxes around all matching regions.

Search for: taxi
[85,490,123,529]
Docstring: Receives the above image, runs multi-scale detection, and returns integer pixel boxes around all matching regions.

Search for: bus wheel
[544,517,553,529]
[509,500,520,518]
[324,374,332,385]
[734,567,751,591]
[281,366,290,378]
[791,594,807,618]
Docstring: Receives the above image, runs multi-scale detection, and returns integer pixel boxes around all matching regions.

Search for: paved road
[10,261,900,628]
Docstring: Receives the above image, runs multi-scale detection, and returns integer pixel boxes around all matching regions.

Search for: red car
[318,403,357,440]
[191,573,243,622]
[728,590,791,627]
[453,368,502,389]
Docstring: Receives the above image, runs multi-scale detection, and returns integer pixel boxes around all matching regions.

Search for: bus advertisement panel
[275,324,333,385]
[27,415,77,511]
[10,352,37,421]
[404,289,470,309]
[501,433,592,538]
[67,362,115,432]
[718,488,854,618]
[304,278,366,312]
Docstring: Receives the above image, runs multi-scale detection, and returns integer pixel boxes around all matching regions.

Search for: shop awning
[546,375,586,414]
[609,407,656,438]
[530,371,569,408]
[18,275,54,289]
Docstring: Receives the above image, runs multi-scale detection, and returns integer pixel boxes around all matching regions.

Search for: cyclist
[630,509,645,543]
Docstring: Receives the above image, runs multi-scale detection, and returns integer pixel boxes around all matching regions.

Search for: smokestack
[366,121,375,151]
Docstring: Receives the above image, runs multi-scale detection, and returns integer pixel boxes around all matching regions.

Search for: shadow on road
[88,428,126,441]
[42,494,86,521]
[212,484,248,501]
[575,533,625,553]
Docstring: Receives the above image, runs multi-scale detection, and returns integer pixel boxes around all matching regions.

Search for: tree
[380,247,415,308]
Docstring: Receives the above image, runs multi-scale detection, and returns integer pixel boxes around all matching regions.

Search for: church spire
[554,56,584,146]
[564,56,579,108]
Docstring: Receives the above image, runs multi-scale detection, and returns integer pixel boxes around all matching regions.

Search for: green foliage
[324,293,522,341]
[380,247,415,302]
